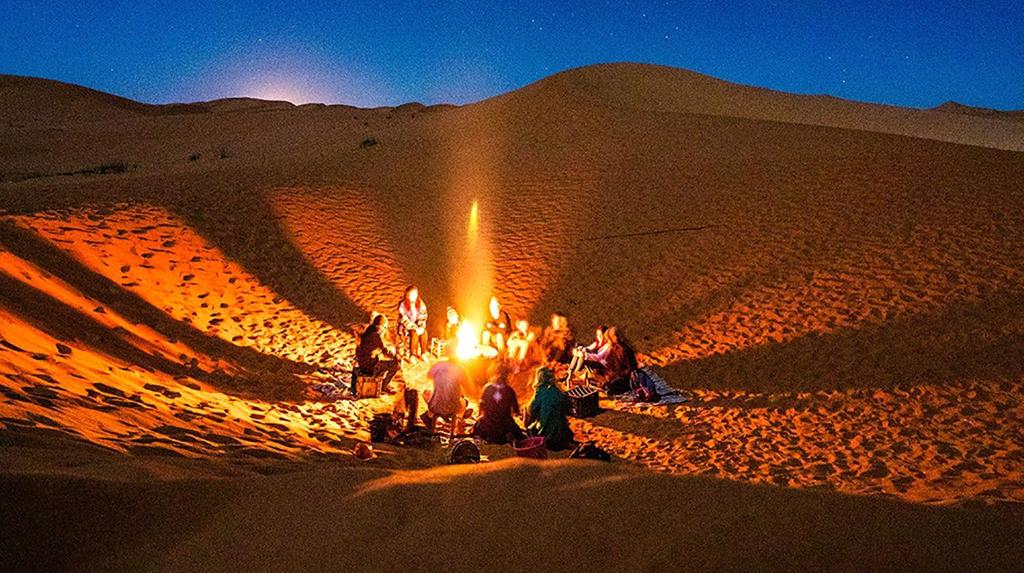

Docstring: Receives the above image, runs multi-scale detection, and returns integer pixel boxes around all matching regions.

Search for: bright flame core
[456,320,480,361]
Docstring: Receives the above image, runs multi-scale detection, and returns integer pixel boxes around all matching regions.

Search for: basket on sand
[513,436,547,459]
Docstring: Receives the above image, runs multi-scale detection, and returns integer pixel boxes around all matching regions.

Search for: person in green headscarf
[525,366,575,451]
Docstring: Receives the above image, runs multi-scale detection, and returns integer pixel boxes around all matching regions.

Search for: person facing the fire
[472,361,526,444]
[526,366,575,451]
[565,325,609,383]
[597,327,639,394]
[539,311,575,364]
[506,319,535,364]
[398,285,428,361]
[444,306,461,341]
[421,345,470,432]
[482,295,512,352]
[355,313,400,393]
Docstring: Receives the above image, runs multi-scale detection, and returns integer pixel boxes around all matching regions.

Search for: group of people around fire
[354,284,654,451]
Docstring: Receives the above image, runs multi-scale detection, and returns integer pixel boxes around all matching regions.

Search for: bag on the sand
[447,439,481,464]
[604,375,632,396]
[569,442,611,462]
[370,413,400,443]
[629,369,658,402]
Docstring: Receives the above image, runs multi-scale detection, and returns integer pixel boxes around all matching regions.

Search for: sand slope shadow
[661,289,1024,393]
[0,221,308,399]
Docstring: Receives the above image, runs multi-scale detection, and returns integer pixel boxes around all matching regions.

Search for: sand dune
[1,63,1023,568]
[504,63,1024,151]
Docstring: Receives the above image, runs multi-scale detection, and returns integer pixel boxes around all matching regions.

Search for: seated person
[598,327,639,395]
[525,367,575,451]
[539,312,575,364]
[472,362,526,444]
[565,325,609,383]
[482,295,512,352]
[354,313,400,393]
[444,306,461,341]
[421,347,470,432]
[397,285,428,360]
[505,319,535,363]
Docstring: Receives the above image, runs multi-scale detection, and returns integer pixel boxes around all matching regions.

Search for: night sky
[2,1,1022,110]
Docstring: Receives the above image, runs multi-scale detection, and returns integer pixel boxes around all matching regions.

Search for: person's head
[550,312,568,330]
[489,360,513,386]
[404,285,419,304]
[533,366,556,389]
[489,296,500,318]
[446,306,460,325]
[596,325,608,343]
[370,313,387,330]
[515,319,529,335]
[606,327,634,352]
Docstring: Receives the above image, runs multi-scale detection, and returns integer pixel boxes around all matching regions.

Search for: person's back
[605,342,637,379]
[473,381,524,444]
[426,359,468,418]
[603,328,638,379]
[354,315,400,392]
[527,368,574,451]
[356,322,385,372]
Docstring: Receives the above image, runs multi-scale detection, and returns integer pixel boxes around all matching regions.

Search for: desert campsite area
[2,3,1024,572]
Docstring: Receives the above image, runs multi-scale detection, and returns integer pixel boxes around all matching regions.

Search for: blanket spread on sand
[614,367,689,406]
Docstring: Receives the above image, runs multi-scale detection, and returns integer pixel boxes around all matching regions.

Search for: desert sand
[1,63,1023,570]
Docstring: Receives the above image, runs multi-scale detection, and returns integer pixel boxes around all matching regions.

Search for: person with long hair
[472,361,526,444]
[565,324,609,383]
[525,367,574,451]
[354,313,400,393]
[398,285,428,360]
[600,327,639,395]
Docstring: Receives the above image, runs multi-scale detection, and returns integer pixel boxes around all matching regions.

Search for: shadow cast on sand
[2,171,368,333]
[660,289,1024,393]
[0,221,309,400]
[166,182,369,329]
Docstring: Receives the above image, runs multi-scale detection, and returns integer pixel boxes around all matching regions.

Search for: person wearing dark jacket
[355,314,400,392]
[526,367,575,451]
[472,362,526,444]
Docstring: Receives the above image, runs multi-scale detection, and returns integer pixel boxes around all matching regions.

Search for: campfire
[455,320,497,361]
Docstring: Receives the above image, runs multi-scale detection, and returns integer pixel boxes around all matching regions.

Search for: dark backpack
[569,442,612,462]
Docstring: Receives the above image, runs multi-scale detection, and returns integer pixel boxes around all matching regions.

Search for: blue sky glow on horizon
[2,1,1022,110]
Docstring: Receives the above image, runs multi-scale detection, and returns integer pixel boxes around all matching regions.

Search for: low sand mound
[933,101,1024,123]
